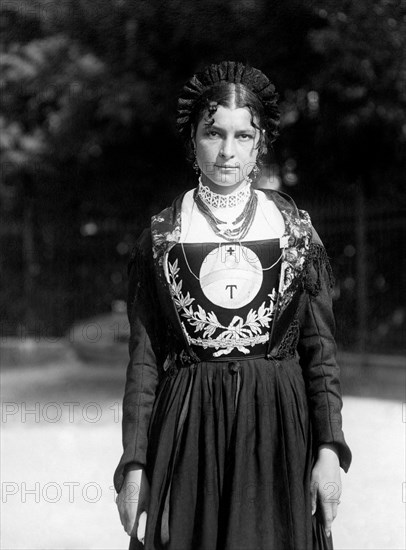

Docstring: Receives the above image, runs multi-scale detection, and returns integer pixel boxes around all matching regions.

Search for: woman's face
[193,105,262,193]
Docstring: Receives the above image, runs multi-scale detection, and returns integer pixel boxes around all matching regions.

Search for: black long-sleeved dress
[114,188,352,550]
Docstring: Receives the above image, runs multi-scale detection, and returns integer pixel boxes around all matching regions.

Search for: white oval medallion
[199,244,263,309]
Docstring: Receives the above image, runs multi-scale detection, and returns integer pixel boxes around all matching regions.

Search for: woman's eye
[208,130,219,137]
[239,134,253,140]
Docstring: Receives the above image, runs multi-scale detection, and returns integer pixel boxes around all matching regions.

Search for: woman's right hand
[116,469,150,538]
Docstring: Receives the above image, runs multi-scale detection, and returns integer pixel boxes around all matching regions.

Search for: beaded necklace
[193,184,258,242]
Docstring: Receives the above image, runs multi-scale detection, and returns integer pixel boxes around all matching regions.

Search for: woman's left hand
[310,444,342,538]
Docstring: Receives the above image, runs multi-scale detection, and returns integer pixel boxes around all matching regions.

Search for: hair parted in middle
[176,61,280,162]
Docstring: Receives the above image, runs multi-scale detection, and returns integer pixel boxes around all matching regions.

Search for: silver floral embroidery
[168,258,277,357]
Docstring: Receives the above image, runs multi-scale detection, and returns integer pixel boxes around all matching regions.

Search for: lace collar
[197,176,251,209]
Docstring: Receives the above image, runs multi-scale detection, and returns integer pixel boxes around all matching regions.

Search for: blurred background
[1,1,405,549]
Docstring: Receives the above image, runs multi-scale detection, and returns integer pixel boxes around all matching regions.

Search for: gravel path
[1,352,404,549]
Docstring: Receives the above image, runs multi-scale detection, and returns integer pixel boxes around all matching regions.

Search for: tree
[1,0,405,349]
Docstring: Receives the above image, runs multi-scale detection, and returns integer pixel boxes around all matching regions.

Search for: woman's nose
[219,138,235,159]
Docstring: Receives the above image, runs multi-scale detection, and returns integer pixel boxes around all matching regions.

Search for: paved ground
[1,348,404,549]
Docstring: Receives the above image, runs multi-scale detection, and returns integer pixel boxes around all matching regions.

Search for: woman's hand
[310,444,342,538]
[116,469,150,538]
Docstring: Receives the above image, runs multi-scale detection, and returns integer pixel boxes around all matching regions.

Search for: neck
[200,173,248,195]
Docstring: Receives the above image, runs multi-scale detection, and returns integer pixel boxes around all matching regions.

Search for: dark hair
[176,61,280,163]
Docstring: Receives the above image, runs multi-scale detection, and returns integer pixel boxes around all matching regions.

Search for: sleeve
[113,230,165,494]
[297,235,352,473]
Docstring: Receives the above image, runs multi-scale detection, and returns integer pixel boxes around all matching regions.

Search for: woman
[114,61,352,550]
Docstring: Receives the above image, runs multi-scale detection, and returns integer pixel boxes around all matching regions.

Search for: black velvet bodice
[168,240,282,360]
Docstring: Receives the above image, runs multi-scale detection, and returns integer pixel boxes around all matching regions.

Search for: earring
[252,163,260,178]
[193,149,200,174]
[193,159,200,174]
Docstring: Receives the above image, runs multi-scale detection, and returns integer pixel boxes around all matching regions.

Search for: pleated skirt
[129,356,332,550]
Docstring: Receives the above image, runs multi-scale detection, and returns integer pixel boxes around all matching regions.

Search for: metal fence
[299,195,405,355]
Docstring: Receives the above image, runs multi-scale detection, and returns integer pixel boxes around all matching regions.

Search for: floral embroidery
[151,209,182,263]
[277,208,312,313]
[168,258,277,357]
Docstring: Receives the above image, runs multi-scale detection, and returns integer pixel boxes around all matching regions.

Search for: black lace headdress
[176,61,280,149]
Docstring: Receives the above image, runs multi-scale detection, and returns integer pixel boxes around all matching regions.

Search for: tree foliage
[1,0,405,347]
[282,0,406,199]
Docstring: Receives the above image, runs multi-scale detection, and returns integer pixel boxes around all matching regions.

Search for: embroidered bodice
[168,239,282,360]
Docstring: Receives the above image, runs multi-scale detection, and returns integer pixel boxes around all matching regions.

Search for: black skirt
[129,356,333,550]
